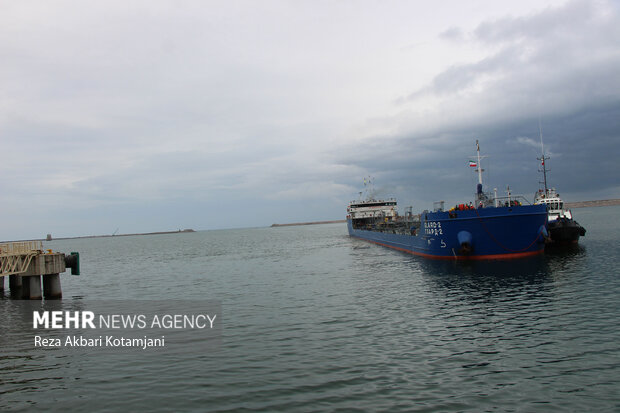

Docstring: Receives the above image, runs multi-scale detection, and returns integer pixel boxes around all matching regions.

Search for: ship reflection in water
[417,244,586,280]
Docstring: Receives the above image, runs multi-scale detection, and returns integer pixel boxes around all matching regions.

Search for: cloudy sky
[1,0,619,239]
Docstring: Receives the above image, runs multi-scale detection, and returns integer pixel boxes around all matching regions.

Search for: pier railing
[0,241,43,277]
[0,241,43,255]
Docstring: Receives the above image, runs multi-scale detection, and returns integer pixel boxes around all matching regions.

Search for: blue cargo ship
[347,141,548,260]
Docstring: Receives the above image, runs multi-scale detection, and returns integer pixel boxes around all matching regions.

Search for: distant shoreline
[51,228,196,241]
[3,229,196,243]
[270,199,620,228]
[564,199,620,208]
[271,220,346,227]
[5,199,618,242]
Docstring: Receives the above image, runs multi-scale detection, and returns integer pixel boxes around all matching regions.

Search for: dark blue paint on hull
[348,204,548,260]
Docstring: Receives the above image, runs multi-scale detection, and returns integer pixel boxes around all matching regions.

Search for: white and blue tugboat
[534,139,586,246]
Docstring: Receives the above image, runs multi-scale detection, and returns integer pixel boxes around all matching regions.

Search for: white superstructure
[534,188,573,222]
[347,199,398,221]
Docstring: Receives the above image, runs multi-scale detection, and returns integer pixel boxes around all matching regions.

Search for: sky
[1,0,619,240]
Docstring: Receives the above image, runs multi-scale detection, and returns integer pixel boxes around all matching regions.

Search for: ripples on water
[1,207,619,411]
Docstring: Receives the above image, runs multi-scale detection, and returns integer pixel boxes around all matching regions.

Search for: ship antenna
[363,176,376,200]
[537,120,549,194]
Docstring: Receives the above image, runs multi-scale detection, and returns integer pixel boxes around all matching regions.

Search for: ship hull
[348,205,548,260]
[547,218,586,245]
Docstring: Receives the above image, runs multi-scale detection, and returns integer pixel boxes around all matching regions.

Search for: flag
[469,160,477,167]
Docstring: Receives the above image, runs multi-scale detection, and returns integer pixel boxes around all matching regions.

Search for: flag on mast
[469,160,477,167]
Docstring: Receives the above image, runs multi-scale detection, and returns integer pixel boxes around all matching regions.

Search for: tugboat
[533,133,586,246]
[347,141,549,259]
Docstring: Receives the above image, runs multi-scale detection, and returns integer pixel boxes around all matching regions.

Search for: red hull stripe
[351,235,544,260]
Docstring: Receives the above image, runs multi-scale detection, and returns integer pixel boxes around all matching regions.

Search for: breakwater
[52,228,196,241]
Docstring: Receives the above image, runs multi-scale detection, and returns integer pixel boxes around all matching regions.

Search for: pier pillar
[9,274,22,289]
[43,273,62,299]
[21,276,30,299]
[0,276,3,292]
[21,276,42,300]
[10,275,23,297]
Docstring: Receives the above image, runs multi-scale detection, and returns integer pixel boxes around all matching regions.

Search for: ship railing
[0,241,43,277]
[492,195,532,206]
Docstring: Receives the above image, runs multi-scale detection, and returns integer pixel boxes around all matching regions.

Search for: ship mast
[476,139,483,186]
[473,140,488,205]
[537,120,550,194]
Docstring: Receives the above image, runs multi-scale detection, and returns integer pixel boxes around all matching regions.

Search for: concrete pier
[1,242,79,300]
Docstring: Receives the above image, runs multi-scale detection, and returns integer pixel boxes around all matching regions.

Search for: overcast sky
[1,0,619,239]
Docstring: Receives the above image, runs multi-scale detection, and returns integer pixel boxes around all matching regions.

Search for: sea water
[1,206,619,411]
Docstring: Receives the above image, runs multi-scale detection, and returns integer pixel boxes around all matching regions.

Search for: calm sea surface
[2,206,620,412]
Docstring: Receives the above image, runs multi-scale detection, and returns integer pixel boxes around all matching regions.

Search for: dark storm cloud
[410,0,620,110]
[473,0,593,43]
[339,103,620,211]
[339,0,620,208]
